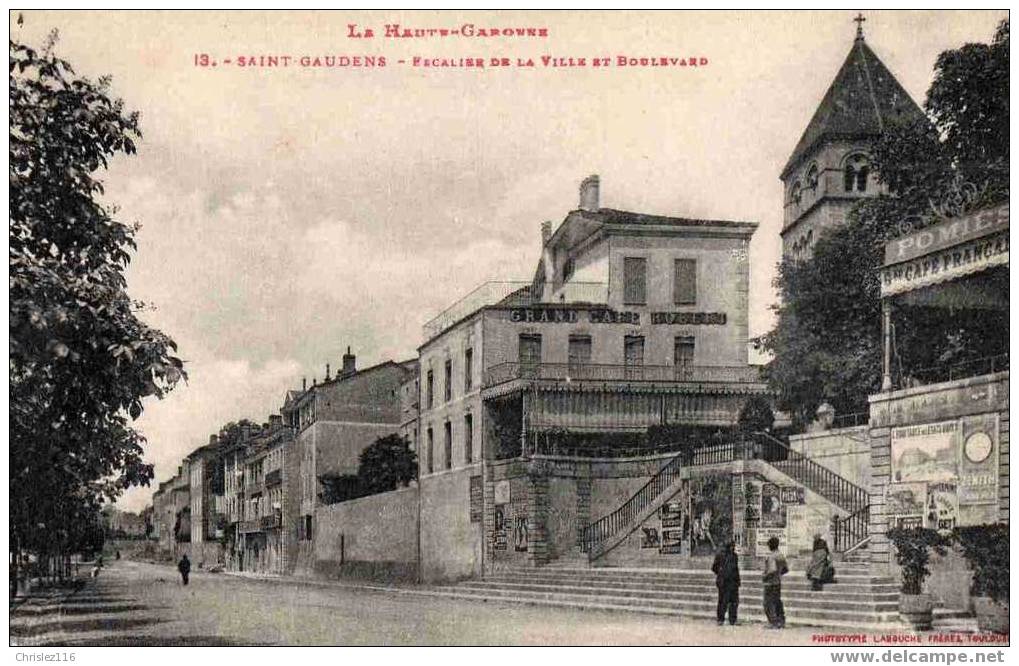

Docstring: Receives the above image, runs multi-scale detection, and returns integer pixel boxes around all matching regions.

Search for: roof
[581,208,758,230]
[781,36,925,179]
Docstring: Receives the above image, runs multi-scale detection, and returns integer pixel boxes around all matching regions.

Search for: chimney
[541,220,552,246]
[241,424,251,440]
[261,422,269,430]
[302,377,307,391]
[579,174,600,212]
[325,362,331,381]
[341,346,356,377]
[270,414,282,429]
[209,434,218,446]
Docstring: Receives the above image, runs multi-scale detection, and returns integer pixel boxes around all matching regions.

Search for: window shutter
[674,259,697,305]
[623,257,647,304]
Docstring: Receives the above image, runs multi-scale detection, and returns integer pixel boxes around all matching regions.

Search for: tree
[10,31,185,582]
[318,474,366,505]
[357,434,417,495]
[764,20,1009,428]
[737,396,775,433]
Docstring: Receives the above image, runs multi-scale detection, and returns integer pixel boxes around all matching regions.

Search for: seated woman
[806,534,835,591]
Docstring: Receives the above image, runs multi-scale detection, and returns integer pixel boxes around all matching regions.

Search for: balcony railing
[422,280,610,340]
[484,362,763,388]
[901,353,1008,389]
[423,281,531,340]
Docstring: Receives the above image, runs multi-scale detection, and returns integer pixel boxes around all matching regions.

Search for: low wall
[790,426,870,490]
[313,486,418,583]
[420,465,484,582]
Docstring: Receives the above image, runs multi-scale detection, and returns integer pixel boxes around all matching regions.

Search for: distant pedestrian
[806,534,835,591]
[115,550,121,561]
[762,536,788,628]
[711,541,741,625]
[177,554,191,586]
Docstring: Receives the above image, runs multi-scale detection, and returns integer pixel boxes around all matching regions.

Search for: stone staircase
[435,560,904,630]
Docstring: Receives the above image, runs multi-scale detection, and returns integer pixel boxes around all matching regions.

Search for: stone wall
[790,426,870,490]
[313,486,418,582]
[420,465,484,582]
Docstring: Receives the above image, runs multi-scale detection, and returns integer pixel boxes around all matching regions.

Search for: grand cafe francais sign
[510,307,727,325]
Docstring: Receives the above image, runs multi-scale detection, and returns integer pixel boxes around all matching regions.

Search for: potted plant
[887,527,948,630]
[954,524,1009,634]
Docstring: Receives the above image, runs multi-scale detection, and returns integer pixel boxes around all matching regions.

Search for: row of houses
[150,351,417,575]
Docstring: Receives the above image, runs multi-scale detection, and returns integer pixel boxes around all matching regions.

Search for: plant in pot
[954,524,1009,634]
[887,527,948,630]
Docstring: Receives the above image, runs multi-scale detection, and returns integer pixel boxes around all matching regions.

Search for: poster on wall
[641,527,661,549]
[493,506,508,551]
[660,529,684,555]
[760,482,785,527]
[755,527,787,555]
[689,474,732,556]
[494,480,511,505]
[926,481,959,532]
[891,420,959,484]
[660,501,684,528]
[781,486,805,505]
[469,475,483,523]
[513,516,528,552]
[786,505,831,554]
[887,482,926,514]
[958,413,999,507]
[743,479,762,524]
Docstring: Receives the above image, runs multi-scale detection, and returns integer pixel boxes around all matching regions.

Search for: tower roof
[780,34,925,179]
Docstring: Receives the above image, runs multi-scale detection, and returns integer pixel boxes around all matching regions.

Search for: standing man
[711,541,741,625]
[177,553,191,586]
[762,536,788,628]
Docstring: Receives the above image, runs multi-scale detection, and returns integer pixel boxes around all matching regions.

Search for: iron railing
[904,353,1008,388]
[751,431,869,515]
[833,504,870,552]
[531,438,686,459]
[423,281,532,340]
[577,431,871,557]
[484,362,763,388]
[580,452,685,555]
[831,412,870,429]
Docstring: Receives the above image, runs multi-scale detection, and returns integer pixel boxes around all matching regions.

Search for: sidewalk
[10,572,92,646]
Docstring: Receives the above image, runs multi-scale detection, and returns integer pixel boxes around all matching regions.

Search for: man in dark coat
[177,554,191,586]
[711,540,741,625]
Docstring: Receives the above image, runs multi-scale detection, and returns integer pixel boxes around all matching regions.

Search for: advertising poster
[760,482,786,527]
[659,528,684,555]
[958,413,999,506]
[926,481,959,532]
[885,481,927,529]
[659,500,684,529]
[891,420,959,484]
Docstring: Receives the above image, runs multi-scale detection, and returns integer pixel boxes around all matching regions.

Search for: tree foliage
[765,20,1009,427]
[10,32,184,561]
[318,434,417,505]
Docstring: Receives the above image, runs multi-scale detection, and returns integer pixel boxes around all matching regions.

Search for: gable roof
[781,36,925,179]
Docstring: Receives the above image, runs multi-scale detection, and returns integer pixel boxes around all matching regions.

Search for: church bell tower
[780,15,925,260]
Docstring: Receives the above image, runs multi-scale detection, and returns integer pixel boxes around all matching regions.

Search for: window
[444,421,453,470]
[519,334,542,374]
[464,414,473,464]
[806,164,819,191]
[844,154,869,193]
[568,335,592,375]
[624,335,645,380]
[673,259,697,305]
[426,370,434,409]
[675,336,695,379]
[305,515,313,542]
[426,428,434,474]
[464,348,473,392]
[790,181,802,204]
[444,359,452,402]
[623,257,647,305]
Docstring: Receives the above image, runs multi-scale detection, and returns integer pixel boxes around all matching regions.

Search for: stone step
[477,577,900,600]
[432,587,904,629]
[461,581,899,611]
[494,567,892,586]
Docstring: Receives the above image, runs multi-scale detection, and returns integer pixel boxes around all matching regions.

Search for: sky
[12,10,1006,512]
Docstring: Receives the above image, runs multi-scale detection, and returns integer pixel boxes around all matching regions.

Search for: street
[11,559,832,646]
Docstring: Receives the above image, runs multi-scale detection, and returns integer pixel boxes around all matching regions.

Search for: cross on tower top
[854,13,867,40]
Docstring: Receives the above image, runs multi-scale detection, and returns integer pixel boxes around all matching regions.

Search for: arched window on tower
[843,154,870,193]
[856,165,870,192]
[790,181,802,206]
[805,164,819,193]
